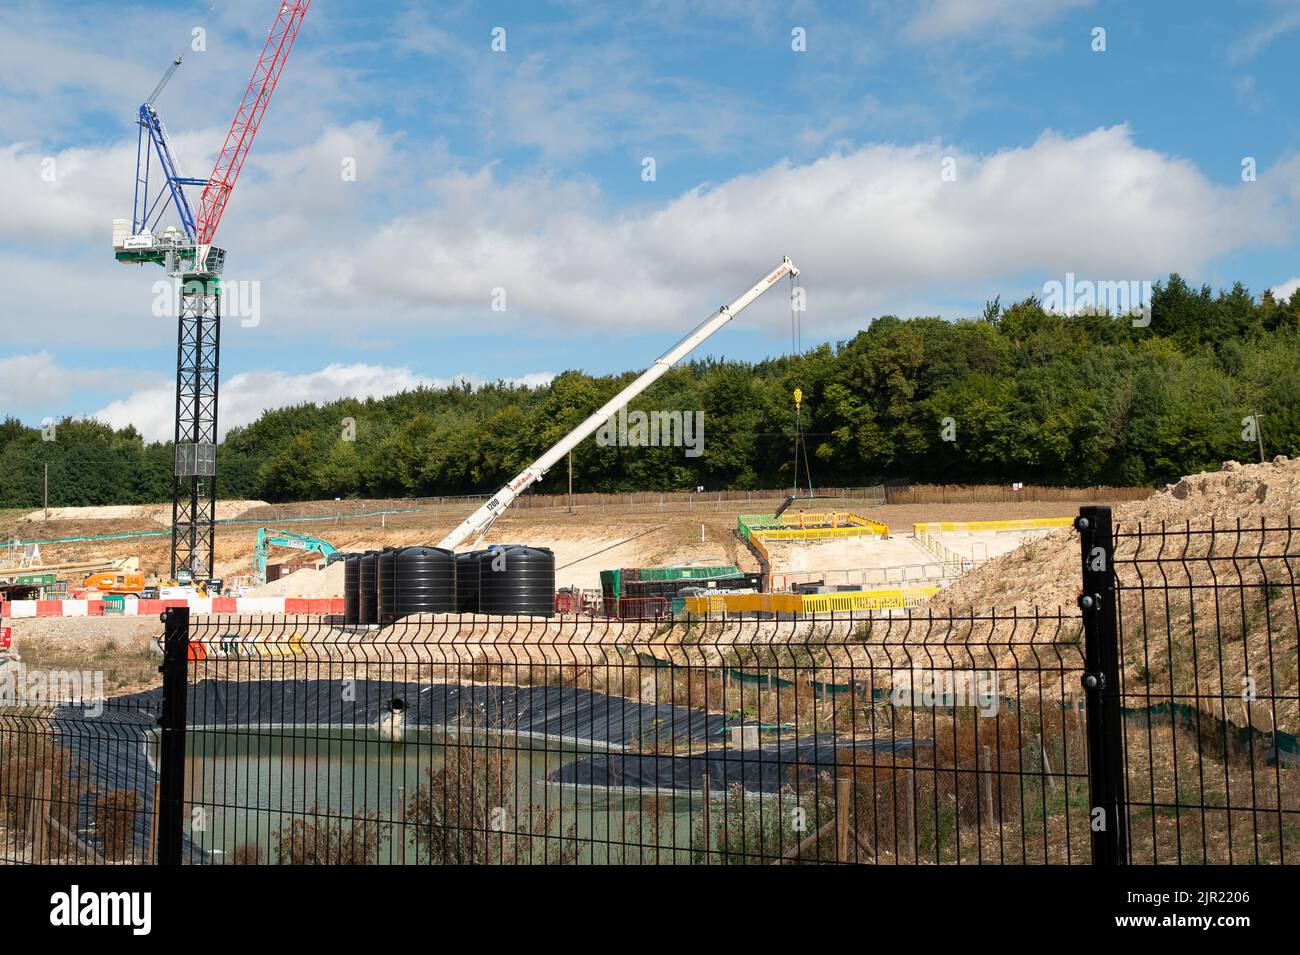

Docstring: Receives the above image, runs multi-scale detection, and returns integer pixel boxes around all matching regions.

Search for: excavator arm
[254,528,340,585]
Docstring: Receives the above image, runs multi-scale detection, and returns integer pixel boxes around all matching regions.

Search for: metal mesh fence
[3,511,1297,865]
[1112,519,1300,863]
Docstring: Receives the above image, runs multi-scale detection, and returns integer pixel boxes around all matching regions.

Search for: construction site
[0,485,1147,676]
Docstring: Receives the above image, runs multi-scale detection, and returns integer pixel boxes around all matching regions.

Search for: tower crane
[437,257,800,551]
[113,2,312,583]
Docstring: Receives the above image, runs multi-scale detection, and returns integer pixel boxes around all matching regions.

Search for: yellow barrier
[207,634,307,658]
[756,524,887,541]
[801,588,939,612]
[742,512,890,537]
[684,587,940,614]
[911,517,1073,535]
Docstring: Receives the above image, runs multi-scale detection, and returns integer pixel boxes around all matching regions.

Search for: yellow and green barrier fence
[738,512,889,543]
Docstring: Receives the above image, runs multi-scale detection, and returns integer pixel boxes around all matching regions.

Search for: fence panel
[0,658,162,864]
[125,609,1093,865]
[1111,518,1300,863]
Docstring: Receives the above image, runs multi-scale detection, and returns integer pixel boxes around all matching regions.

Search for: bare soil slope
[933,458,1300,731]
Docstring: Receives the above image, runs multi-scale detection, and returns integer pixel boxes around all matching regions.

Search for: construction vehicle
[113,2,312,585]
[437,257,800,551]
[254,529,342,585]
[82,571,146,595]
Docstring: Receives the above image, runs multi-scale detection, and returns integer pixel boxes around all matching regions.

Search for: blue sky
[3,0,1300,440]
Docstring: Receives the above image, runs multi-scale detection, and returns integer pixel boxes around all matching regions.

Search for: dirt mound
[935,457,1300,614]
[22,500,268,525]
[930,457,1300,731]
[246,561,345,597]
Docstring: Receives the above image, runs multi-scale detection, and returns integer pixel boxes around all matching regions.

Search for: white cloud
[0,140,135,243]
[904,0,1092,44]
[3,119,1299,357]
[296,124,1296,334]
[1272,276,1300,300]
[5,123,1297,349]
[0,117,398,249]
[0,351,123,415]
[1228,5,1300,63]
[91,362,554,442]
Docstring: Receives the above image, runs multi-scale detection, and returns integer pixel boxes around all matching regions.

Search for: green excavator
[254,528,343,585]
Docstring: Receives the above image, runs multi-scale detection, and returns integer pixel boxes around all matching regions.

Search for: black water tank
[358,551,378,626]
[393,546,457,618]
[376,547,398,626]
[456,550,484,613]
[478,545,555,616]
[343,554,361,625]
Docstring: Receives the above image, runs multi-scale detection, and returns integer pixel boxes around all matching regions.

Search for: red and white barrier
[0,597,344,619]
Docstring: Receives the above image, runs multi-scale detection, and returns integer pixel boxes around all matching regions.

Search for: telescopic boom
[437,257,800,550]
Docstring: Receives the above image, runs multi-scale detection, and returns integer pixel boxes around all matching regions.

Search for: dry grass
[228,842,267,865]
[15,635,158,696]
[404,743,578,864]
[0,714,95,860]
[91,789,140,861]
[271,804,388,865]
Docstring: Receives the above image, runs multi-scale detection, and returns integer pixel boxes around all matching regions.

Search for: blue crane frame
[132,103,207,242]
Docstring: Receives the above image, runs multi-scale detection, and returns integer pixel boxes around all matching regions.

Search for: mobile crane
[437,257,800,551]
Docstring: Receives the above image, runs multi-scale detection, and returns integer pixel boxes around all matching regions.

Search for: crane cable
[144,3,221,185]
[147,5,220,105]
[790,272,814,498]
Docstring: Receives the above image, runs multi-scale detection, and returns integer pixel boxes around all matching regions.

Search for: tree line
[3,273,1299,508]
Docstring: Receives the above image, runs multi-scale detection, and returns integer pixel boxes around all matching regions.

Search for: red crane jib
[195,0,312,247]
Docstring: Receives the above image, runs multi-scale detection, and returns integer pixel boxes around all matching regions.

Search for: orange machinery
[82,572,146,595]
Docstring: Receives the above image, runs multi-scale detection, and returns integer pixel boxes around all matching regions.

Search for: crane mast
[437,257,800,551]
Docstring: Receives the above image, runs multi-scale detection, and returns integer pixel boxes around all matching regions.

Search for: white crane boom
[437,256,800,551]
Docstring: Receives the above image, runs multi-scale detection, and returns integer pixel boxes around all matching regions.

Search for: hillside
[3,275,1300,508]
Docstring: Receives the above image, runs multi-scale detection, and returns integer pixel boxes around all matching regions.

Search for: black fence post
[157,606,190,865]
[1075,506,1127,865]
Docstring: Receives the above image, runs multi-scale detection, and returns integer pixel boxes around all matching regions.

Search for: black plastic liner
[105,678,729,745]
[547,735,928,795]
[52,700,207,862]
[52,678,734,859]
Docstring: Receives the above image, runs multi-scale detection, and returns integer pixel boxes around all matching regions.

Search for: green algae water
[171,727,700,863]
